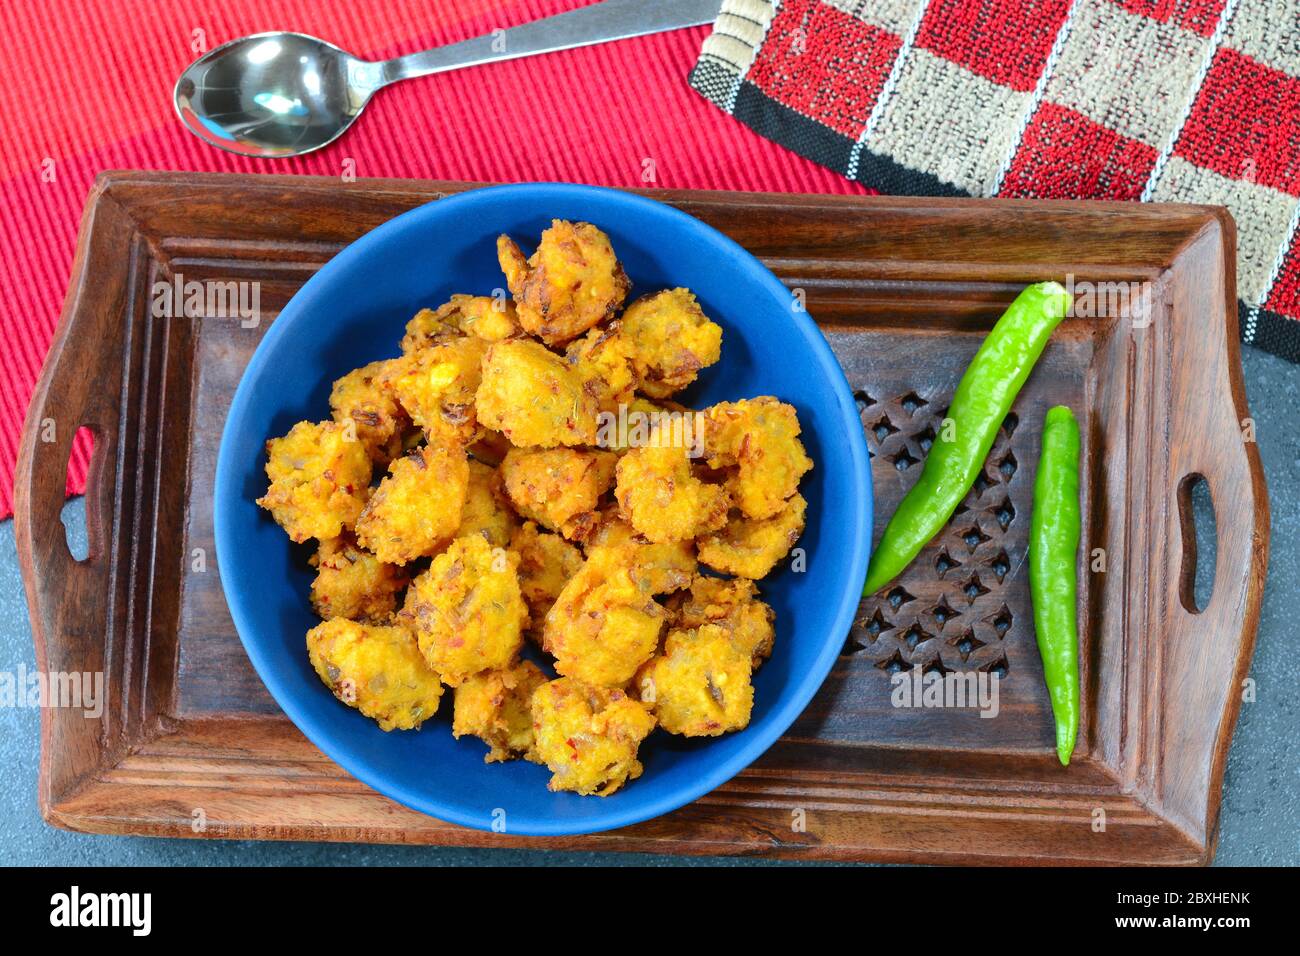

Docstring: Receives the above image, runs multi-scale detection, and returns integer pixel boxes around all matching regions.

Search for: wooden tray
[16,171,1268,865]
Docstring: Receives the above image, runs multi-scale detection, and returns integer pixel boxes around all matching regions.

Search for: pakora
[310,533,409,624]
[697,493,807,579]
[260,217,815,796]
[620,289,722,398]
[258,420,371,543]
[497,220,630,345]
[403,534,527,686]
[355,443,470,565]
[306,618,443,731]
[453,659,548,763]
[476,339,599,447]
[636,624,755,737]
[530,677,656,795]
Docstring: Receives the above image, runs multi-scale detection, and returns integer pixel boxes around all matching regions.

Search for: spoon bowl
[174,32,380,158]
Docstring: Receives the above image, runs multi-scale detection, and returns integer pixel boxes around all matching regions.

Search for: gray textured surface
[1,350,1295,866]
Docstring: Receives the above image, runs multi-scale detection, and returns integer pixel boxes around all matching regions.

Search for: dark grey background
[2,349,1295,866]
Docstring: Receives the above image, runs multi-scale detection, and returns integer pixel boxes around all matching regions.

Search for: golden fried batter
[453,659,548,763]
[456,459,517,547]
[564,322,637,415]
[329,359,411,465]
[355,443,470,565]
[636,625,754,737]
[310,533,409,624]
[386,335,489,446]
[530,677,656,795]
[400,295,521,354]
[306,618,443,731]
[404,534,527,686]
[697,493,807,579]
[584,510,696,595]
[614,437,729,544]
[621,289,722,398]
[500,447,617,539]
[705,397,813,519]
[497,220,630,345]
[510,521,585,627]
[476,339,599,447]
[668,575,775,668]
[544,562,665,688]
[258,420,372,543]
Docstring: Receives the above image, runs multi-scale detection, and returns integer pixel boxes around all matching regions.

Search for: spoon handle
[381,0,724,84]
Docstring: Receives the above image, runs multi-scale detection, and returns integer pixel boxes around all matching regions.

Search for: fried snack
[584,511,696,595]
[530,677,656,795]
[510,521,585,627]
[500,447,617,539]
[329,359,411,465]
[386,335,489,446]
[355,443,470,565]
[704,397,813,519]
[614,437,729,544]
[476,339,599,447]
[404,534,527,686]
[456,459,518,547]
[497,220,630,345]
[306,618,443,731]
[698,493,807,579]
[258,420,372,543]
[309,533,409,624]
[668,575,775,668]
[636,625,754,737]
[543,562,665,687]
[401,295,520,355]
[452,659,549,763]
[621,289,723,398]
[564,322,637,415]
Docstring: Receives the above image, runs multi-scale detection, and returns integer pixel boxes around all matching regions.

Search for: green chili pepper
[862,281,1071,596]
[1030,405,1081,766]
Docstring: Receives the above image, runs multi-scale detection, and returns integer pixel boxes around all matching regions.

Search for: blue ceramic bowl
[214,183,872,835]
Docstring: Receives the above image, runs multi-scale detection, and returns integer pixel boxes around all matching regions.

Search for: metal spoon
[174,0,723,159]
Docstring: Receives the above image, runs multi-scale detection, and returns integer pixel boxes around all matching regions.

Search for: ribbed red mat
[0,0,865,519]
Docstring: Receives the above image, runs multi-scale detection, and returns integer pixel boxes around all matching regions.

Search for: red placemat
[0,0,864,519]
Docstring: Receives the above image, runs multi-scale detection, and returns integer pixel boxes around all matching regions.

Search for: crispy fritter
[530,677,656,795]
[456,459,518,547]
[476,339,599,448]
[453,659,548,763]
[564,322,637,415]
[401,295,521,355]
[704,397,813,519]
[404,534,527,686]
[510,520,585,627]
[310,533,409,624]
[668,575,775,668]
[621,289,722,398]
[355,443,470,565]
[614,437,729,544]
[258,420,372,543]
[329,359,411,465]
[543,562,665,688]
[584,511,696,595]
[306,618,443,731]
[497,220,630,345]
[697,493,807,579]
[636,624,754,737]
[386,335,489,446]
[500,447,617,539]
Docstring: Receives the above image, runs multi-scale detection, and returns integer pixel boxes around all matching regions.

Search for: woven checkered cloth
[690,0,1300,362]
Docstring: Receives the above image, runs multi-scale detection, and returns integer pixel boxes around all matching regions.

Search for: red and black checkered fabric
[691,0,1300,361]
